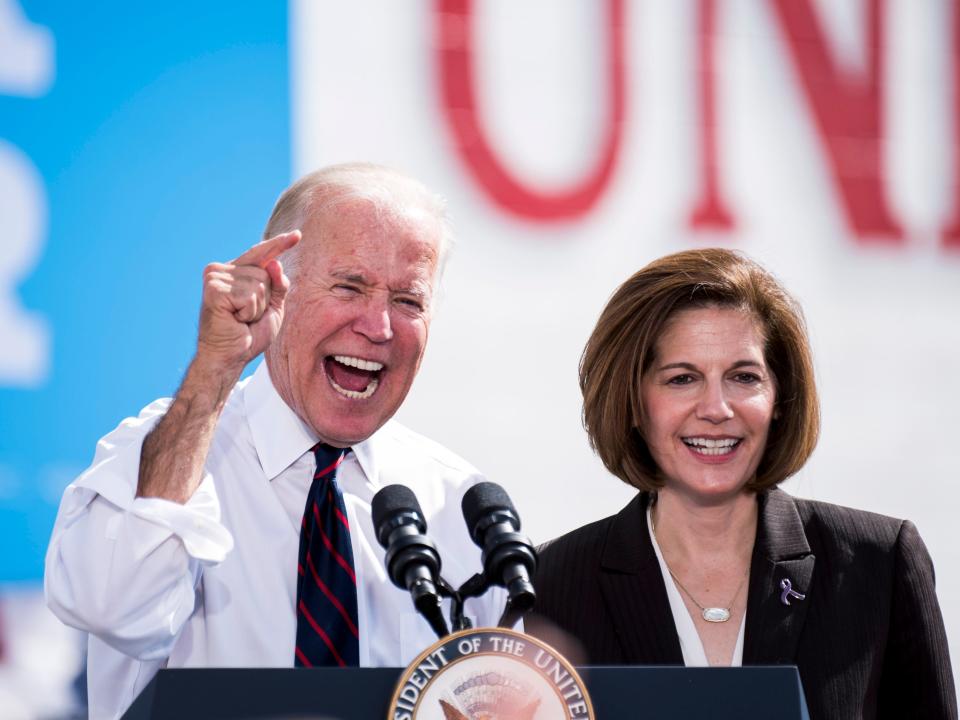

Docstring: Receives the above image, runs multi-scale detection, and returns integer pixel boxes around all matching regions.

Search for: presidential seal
[387,628,593,720]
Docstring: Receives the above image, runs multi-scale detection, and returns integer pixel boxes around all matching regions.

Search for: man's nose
[696,382,734,423]
[353,297,394,343]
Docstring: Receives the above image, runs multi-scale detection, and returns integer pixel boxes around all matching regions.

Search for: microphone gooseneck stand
[372,482,539,639]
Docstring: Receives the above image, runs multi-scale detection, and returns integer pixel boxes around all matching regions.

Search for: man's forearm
[136,232,297,502]
[137,359,241,503]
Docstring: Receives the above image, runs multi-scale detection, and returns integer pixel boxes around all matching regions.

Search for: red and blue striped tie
[294,443,359,667]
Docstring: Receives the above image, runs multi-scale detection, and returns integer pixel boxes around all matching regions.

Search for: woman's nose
[696,382,734,423]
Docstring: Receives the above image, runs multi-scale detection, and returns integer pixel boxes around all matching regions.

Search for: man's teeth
[330,376,379,400]
[333,355,384,372]
[683,437,740,455]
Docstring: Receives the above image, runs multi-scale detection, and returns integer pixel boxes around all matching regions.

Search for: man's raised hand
[196,231,300,375]
[137,230,300,502]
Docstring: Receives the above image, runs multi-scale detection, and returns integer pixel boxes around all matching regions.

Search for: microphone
[372,485,449,638]
[461,482,537,622]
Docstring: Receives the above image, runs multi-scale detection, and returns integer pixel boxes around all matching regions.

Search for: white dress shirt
[45,363,507,720]
[646,506,745,667]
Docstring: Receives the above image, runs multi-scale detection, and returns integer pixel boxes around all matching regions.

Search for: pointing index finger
[233,230,301,268]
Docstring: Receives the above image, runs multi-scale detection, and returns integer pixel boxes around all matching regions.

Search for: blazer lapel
[744,489,816,664]
[598,493,684,664]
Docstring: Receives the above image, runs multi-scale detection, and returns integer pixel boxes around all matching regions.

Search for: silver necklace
[652,516,749,624]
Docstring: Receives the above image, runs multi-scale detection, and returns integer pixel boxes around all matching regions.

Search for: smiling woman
[527,248,957,720]
[638,306,777,505]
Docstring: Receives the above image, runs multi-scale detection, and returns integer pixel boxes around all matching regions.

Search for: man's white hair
[263,162,454,282]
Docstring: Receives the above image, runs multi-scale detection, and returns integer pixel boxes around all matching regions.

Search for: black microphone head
[372,485,424,539]
[461,482,518,536]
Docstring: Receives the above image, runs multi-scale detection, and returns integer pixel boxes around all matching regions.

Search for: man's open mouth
[324,354,384,400]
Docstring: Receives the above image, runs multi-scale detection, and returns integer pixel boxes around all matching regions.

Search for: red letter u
[435,0,626,222]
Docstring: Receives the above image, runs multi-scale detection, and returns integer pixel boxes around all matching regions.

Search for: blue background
[0,1,290,582]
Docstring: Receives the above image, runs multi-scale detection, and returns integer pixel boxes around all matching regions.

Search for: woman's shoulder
[537,511,618,565]
[536,493,647,572]
[774,490,915,557]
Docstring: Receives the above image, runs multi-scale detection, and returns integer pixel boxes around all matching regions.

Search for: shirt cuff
[127,473,235,564]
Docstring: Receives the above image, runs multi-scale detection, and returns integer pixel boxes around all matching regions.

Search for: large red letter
[941,0,960,250]
[689,0,736,231]
[435,0,626,221]
[770,0,903,242]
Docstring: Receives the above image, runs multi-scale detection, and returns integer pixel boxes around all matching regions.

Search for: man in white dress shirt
[44,163,506,719]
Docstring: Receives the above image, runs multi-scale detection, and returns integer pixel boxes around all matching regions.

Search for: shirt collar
[244,361,380,486]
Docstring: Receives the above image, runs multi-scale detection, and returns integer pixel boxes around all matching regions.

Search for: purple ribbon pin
[780,578,806,606]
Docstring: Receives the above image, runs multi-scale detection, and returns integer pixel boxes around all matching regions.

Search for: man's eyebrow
[394,284,430,299]
[330,270,431,298]
[331,270,371,286]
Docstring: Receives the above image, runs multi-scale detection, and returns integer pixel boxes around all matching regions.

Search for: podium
[121,666,810,719]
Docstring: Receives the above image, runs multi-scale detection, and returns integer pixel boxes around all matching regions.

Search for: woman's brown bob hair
[580,248,819,493]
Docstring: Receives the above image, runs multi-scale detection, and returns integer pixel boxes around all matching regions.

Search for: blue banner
[0,0,290,582]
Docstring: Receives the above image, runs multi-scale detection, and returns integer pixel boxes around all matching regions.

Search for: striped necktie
[294,443,360,667]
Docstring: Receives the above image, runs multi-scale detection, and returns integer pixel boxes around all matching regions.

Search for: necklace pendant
[702,607,731,623]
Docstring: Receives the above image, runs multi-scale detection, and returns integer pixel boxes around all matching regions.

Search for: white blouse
[646,505,745,667]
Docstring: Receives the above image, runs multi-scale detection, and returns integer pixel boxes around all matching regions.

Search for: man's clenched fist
[196,230,301,374]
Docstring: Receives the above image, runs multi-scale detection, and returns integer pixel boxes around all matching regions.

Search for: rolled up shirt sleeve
[44,399,234,661]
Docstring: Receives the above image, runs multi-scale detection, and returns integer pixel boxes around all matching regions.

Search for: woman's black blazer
[527,489,957,720]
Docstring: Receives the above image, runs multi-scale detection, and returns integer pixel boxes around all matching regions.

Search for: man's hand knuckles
[234,305,260,324]
[230,276,269,297]
[202,261,237,279]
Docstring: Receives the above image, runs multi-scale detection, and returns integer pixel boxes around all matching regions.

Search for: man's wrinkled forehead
[277,211,435,309]
[312,186,449,261]
[312,198,441,266]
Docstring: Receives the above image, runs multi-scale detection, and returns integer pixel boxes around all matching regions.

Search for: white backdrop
[293,0,960,685]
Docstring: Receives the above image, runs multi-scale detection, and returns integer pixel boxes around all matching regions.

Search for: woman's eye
[733,372,760,384]
[333,284,360,294]
[667,374,694,386]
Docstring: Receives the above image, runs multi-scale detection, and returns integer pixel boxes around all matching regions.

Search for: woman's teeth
[683,437,740,455]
